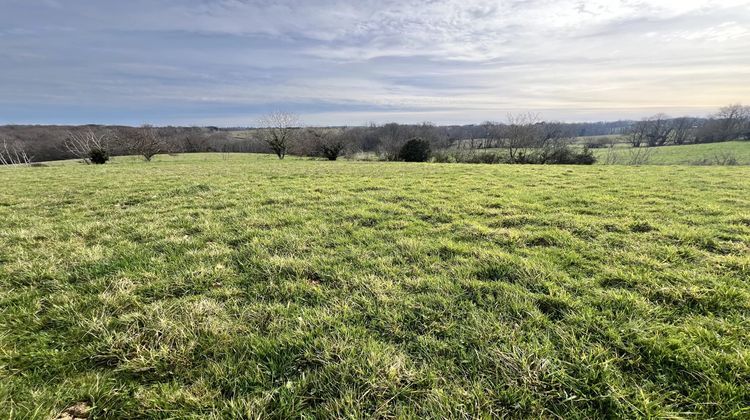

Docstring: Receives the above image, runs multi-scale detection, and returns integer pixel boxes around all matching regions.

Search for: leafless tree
[63,129,110,164]
[643,114,674,147]
[500,113,542,163]
[124,125,166,161]
[626,147,653,165]
[480,121,500,148]
[670,117,697,145]
[0,138,32,165]
[535,122,575,163]
[179,131,210,153]
[378,123,408,160]
[413,122,449,150]
[628,120,648,147]
[258,112,300,159]
[603,144,621,165]
[307,128,346,160]
[715,103,750,140]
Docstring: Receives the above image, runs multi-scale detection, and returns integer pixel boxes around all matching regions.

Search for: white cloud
[0,0,749,124]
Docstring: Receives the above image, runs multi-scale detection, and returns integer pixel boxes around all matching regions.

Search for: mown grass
[593,141,750,165]
[1,154,749,418]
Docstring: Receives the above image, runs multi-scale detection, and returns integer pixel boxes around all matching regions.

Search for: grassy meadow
[593,141,750,165]
[1,154,749,418]
[440,140,750,166]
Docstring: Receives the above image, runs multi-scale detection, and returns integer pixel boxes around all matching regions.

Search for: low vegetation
[596,141,750,165]
[1,155,748,418]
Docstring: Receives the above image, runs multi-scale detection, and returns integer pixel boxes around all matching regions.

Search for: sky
[0,0,749,126]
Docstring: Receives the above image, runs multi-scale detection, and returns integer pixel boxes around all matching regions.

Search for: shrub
[88,147,110,164]
[713,152,739,166]
[464,151,505,164]
[398,138,431,162]
[575,147,597,165]
[320,142,345,161]
[583,136,618,148]
[431,151,456,163]
[545,146,596,165]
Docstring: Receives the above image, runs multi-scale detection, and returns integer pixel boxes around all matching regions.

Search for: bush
[464,151,505,164]
[398,138,431,162]
[88,147,110,164]
[431,151,457,163]
[583,136,617,148]
[429,147,595,165]
[544,146,596,165]
[320,143,345,161]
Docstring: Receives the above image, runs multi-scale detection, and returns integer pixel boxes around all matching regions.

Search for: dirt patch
[55,402,91,420]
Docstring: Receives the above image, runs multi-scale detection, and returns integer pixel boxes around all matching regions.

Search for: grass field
[593,141,750,165]
[444,140,750,166]
[1,155,749,418]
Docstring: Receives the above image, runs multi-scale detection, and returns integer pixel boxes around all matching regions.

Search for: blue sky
[1,0,749,126]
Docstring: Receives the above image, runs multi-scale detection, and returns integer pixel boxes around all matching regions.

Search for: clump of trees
[0,125,263,164]
[628,104,750,147]
[481,114,595,164]
[629,114,674,147]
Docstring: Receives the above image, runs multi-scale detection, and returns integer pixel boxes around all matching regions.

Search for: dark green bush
[320,143,345,161]
[544,146,596,165]
[398,138,431,162]
[88,148,110,164]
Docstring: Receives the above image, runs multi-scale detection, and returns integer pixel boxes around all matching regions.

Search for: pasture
[593,141,750,165]
[1,155,749,418]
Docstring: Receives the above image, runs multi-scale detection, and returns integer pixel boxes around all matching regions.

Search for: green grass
[1,154,749,418]
[442,140,750,166]
[594,141,750,165]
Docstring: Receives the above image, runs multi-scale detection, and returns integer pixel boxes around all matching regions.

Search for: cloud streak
[0,0,749,125]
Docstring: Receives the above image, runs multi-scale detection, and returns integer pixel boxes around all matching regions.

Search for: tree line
[626,104,750,147]
[1,103,747,165]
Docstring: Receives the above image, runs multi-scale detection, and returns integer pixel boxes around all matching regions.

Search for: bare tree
[0,138,32,165]
[628,120,648,147]
[643,114,674,147]
[308,128,346,160]
[626,147,653,165]
[414,122,449,150]
[378,123,407,160]
[670,117,697,145]
[603,144,621,165]
[481,121,499,148]
[715,103,750,141]
[179,131,210,153]
[258,112,300,159]
[500,113,542,163]
[123,125,166,161]
[535,122,575,163]
[63,129,110,164]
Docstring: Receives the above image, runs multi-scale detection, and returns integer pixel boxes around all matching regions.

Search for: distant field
[1,155,749,418]
[443,140,750,166]
[593,141,750,165]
